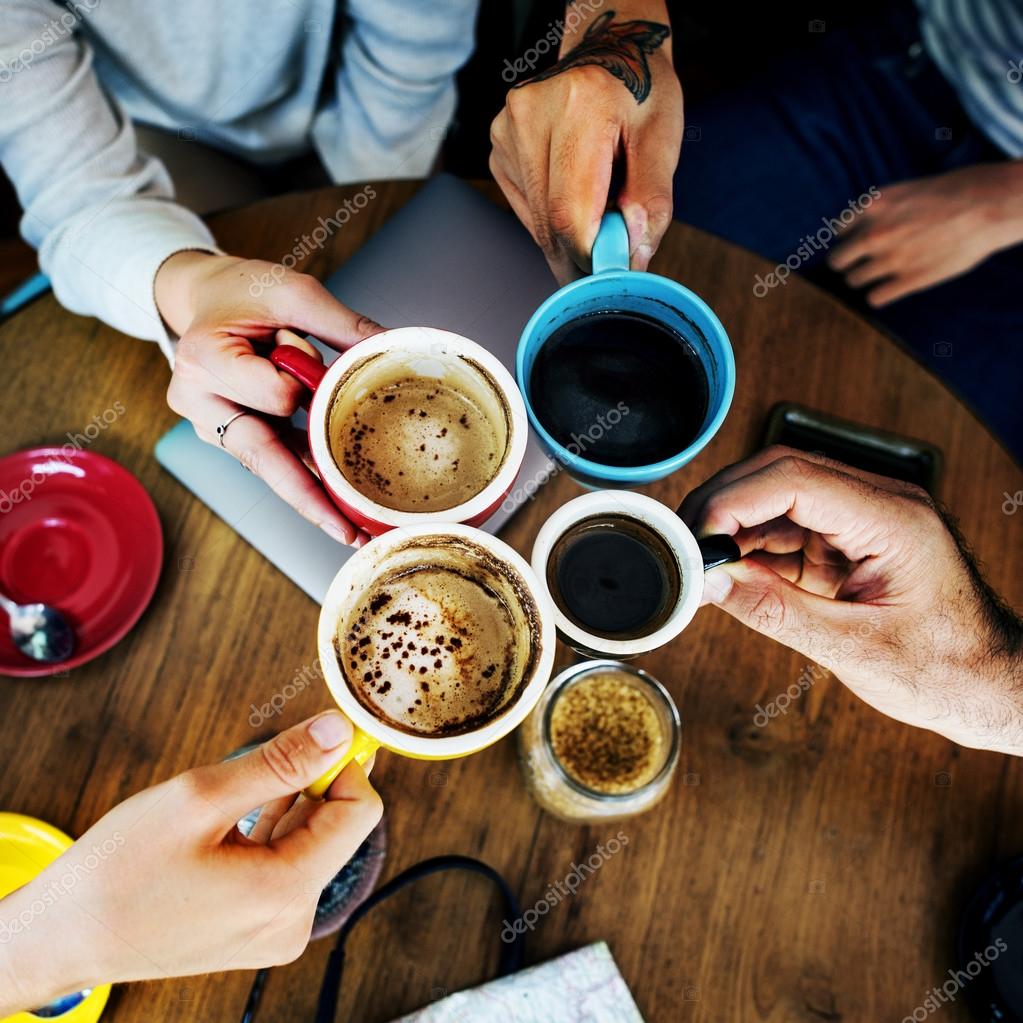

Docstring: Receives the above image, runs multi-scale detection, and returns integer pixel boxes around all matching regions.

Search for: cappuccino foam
[338,558,533,736]
[329,354,510,513]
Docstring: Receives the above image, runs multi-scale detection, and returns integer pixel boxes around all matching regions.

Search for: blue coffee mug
[516,212,735,487]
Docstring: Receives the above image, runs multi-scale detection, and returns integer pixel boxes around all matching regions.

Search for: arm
[0,0,217,355]
[0,2,430,543]
[0,713,382,1015]
[828,160,1023,306]
[681,447,1023,753]
[490,0,683,282]
[314,0,480,183]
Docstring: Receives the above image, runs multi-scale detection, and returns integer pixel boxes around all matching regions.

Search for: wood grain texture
[0,180,1020,1023]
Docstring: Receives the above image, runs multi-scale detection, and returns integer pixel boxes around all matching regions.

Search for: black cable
[313,855,525,1023]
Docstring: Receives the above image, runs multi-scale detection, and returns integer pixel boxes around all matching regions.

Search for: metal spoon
[0,591,75,663]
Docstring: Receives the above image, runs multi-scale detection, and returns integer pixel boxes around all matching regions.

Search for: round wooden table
[1,181,1021,1023]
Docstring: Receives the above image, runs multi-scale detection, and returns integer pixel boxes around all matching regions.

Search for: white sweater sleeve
[0,0,216,358]
[315,0,479,183]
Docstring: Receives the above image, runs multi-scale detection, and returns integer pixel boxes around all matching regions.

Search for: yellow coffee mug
[0,813,111,1023]
[306,523,556,799]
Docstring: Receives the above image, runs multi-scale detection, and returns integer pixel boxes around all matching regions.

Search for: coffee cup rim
[515,271,735,481]
[530,490,704,656]
[318,522,556,757]
[309,327,529,526]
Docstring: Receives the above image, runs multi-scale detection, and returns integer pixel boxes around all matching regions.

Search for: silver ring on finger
[217,410,250,449]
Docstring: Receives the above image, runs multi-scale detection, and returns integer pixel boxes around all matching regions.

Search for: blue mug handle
[591,211,630,274]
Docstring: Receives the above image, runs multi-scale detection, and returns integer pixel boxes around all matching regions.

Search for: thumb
[703,559,868,668]
[196,712,355,830]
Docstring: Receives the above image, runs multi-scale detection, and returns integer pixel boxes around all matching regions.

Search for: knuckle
[281,272,322,309]
[236,445,263,476]
[565,65,610,104]
[259,732,308,789]
[747,587,789,637]
[264,376,303,417]
[504,88,532,121]
[358,787,385,828]
[644,192,674,233]
[546,196,576,240]
[174,766,217,805]
[489,112,507,147]
[774,454,814,485]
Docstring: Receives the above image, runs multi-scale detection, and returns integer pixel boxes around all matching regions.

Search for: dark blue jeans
[673,7,1023,464]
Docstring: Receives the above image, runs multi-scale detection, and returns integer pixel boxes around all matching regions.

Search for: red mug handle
[270,345,327,390]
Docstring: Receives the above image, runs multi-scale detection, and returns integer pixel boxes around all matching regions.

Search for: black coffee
[528,310,709,467]
[547,515,681,640]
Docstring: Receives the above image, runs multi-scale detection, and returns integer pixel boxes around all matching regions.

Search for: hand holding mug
[156,251,382,545]
[532,490,739,658]
[490,2,683,283]
[680,446,1023,753]
[305,524,555,798]
[0,714,382,1016]
[270,327,528,536]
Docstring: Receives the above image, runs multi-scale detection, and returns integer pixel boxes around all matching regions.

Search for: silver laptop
[156,175,558,601]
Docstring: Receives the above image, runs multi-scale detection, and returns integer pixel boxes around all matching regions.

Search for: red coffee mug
[270,327,529,536]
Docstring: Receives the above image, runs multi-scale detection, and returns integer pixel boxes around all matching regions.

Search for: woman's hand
[156,251,383,545]
[0,712,383,1014]
[490,2,683,283]
[828,162,1023,306]
[681,447,1023,751]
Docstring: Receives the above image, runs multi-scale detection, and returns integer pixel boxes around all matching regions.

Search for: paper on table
[390,942,645,1023]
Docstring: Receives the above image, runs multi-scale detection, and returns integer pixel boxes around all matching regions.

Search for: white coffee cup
[530,490,740,658]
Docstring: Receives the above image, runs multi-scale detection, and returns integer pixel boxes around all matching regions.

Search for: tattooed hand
[491,2,683,283]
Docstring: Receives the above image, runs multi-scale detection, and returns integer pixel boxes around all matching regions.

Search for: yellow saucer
[0,812,110,1023]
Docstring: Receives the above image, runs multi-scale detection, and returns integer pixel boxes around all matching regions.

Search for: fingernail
[702,567,733,605]
[321,521,355,545]
[309,711,351,751]
[352,530,372,549]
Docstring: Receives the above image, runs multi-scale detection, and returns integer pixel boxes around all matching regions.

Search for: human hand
[490,2,683,283]
[828,162,1023,306]
[0,712,383,1014]
[680,447,1023,751]
[156,251,383,545]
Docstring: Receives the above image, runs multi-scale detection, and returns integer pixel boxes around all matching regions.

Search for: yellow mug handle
[304,727,381,800]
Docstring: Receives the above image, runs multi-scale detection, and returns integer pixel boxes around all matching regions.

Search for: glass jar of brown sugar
[517,660,681,822]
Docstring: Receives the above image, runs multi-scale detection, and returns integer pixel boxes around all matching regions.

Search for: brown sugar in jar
[518,661,681,822]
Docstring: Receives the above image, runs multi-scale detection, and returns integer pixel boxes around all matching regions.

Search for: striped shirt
[918,0,1023,156]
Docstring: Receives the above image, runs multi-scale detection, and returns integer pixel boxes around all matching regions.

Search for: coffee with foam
[327,350,510,513]
[334,535,541,736]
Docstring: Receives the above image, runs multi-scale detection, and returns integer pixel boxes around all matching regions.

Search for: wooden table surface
[1,180,1021,1023]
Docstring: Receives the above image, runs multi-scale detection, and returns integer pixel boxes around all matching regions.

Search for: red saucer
[0,448,163,677]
